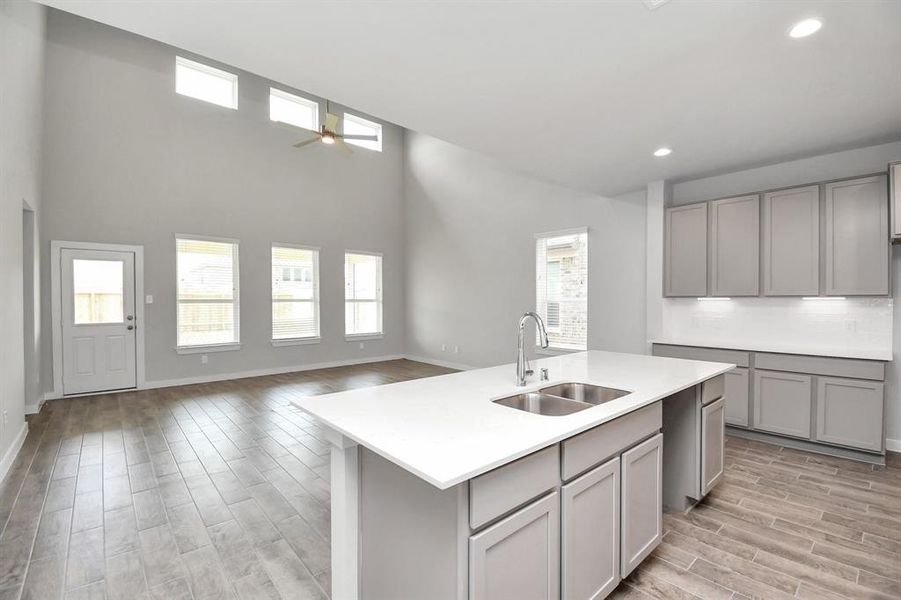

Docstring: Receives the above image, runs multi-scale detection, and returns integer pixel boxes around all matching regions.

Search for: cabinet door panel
[470,492,560,600]
[763,185,820,296]
[891,162,901,241]
[752,370,812,439]
[710,195,760,296]
[621,433,662,577]
[701,398,726,496]
[724,367,750,428]
[824,175,889,295]
[562,457,619,600]
[816,377,884,452]
[665,204,708,297]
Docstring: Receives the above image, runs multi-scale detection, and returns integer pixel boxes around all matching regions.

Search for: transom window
[345,252,383,337]
[272,245,320,342]
[536,229,588,350]
[343,112,382,152]
[176,237,240,349]
[270,88,319,131]
[175,57,238,109]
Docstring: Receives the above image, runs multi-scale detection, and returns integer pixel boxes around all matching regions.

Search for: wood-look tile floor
[0,359,898,600]
[0,359,454,600]
[611,436,901,600]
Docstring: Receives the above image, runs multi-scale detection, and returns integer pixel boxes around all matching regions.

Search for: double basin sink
[493,382,631,416]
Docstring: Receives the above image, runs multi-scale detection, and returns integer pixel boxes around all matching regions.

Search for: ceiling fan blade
[339,134,379,141]
[335,138,353,156]
[325,112,339,132]
[293,135,321,148]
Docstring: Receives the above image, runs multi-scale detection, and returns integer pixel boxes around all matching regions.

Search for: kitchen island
[293,350,733,600]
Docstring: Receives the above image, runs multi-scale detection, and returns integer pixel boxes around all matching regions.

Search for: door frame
[51,240,146,397]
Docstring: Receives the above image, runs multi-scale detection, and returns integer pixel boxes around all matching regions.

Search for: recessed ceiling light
[789,18,822,39]
[653,147,672,157]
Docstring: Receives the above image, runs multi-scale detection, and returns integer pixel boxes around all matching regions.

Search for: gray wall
[40,11,406,390]
[403,132,647,368]
[670,141,901,445]
[0,0,45,460]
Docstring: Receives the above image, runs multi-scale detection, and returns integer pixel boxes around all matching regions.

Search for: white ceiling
[38,0,901,195]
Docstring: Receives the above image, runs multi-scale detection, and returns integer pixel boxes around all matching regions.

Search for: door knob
[127,315,134,321]
[127,325,134,331]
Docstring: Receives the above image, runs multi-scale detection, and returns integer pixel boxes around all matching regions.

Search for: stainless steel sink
[539,382,631,405]
[492,392,592,416]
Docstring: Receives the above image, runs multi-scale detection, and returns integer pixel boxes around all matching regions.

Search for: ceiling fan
[293,102,378,155]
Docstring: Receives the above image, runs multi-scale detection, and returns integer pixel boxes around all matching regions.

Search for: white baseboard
[886,438,901,453]
[403,354,476,371]
[42,354,408,400]
[0,422,29,483]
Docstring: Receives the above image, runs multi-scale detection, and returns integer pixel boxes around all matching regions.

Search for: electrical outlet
[359,342,365,349]
[441,344,447,352]
[201,354,208,365]
[453,345,460,354]
[844,319,857,333]
[145,294,154,304]
[2,410,7,426]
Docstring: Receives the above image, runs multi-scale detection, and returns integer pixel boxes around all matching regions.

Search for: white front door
[61,248,137,395]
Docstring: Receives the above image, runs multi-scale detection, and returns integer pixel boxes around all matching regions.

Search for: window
[269,88,318,130]
[175,57,238,109]
[176,237,239,350]
[272,245,320,342]
[536,229,588,350]
[343,112,382,151]
[345,252,382,337]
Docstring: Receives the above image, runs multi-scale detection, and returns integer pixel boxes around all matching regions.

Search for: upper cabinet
[891,161,901,242]
[824,175,889,296]
[709,195,759,296]
[762,185,820,296]
[664,203,707,297]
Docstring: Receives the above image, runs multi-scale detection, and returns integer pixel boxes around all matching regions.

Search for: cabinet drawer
[652,344,750,368]
[470,445,559,530]
[701,375,725,405]
[562,403,661,481]
[753,370,812,439]
[816,377,885,452]
[755,352,884,381]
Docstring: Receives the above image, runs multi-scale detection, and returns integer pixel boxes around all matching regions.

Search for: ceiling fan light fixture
[321,133,335,145]
[653,147,672,157]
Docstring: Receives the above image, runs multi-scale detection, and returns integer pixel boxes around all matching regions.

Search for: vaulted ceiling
[38,0,901,195]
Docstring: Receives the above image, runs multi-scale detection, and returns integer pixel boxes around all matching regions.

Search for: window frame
[535,227,589,354]
[344,250,384,340]
[175,234,241,354]
[271,243,321,346]
[269,87,320,131]
[342,112,383,152]
[175,57,239,110]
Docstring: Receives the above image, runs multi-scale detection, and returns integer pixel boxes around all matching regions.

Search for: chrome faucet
[517,311,549,386]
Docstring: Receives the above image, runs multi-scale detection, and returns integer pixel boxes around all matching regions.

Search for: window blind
[536,230,588,350]
[345,252,383,335]
[176,238,239,347]
[272,245,320,340]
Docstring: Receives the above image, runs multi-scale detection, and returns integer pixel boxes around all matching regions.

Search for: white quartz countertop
[292,350,733,489]
[649,338,892,362]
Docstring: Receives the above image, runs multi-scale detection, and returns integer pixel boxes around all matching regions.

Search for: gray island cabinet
[293,351,732,600]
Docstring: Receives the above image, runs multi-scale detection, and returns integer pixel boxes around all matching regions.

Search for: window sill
[176,343,241,355]
[535,346,584,356]
[345,333,384,342]
[272,337,321,347]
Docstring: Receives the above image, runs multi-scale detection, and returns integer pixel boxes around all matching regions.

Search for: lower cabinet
[753,370,812,439]
[816,377,885,452]
[701,398,725,496]
[724,367,750,427]
[620,433,663,577]
[469,492,560,600]
[561,457,620,600]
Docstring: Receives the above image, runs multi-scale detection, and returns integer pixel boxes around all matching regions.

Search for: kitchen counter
[293,350,733,489]
[650,338,892,362]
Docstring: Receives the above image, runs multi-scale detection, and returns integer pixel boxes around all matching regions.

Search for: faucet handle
[540,368,549,381]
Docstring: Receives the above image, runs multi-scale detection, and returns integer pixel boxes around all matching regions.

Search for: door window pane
[73,259,124,324]
[344,253,382,335]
